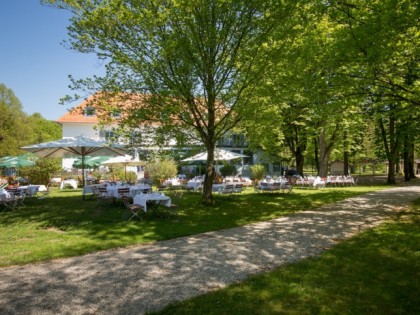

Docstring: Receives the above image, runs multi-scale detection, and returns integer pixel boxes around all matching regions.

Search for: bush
[220,163,237,177]
[145,159,178,185]
[250,164,266,182]
[20,158,61,186]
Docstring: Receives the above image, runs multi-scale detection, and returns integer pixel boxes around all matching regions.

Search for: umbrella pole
[81,148,86,187]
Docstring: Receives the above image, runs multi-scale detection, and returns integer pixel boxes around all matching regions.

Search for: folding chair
[15,191,27,209]
[233,183,243,193]
[122,196,144,221]
[0,196,18,211]
[117,187,131,199]
[38,185,52,199]
[95,187,114,207]
[222,184,234,194]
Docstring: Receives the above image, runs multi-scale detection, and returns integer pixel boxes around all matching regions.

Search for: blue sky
[0,1,105,120]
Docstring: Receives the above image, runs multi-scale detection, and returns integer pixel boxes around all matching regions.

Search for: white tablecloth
[212,184,225,193]
[60,179,78,189]
[0,189,11,201]
[83,184,105,198]
[133,193,171,212]
[186,181,202,191]
[106,184,152,198]
[163,179,182,186]
[258,180,287,190]
[19,185,47,196]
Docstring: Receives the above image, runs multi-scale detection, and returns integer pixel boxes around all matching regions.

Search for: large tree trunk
[409,143,416,179]
[285,125,307,177]
[343,131,349,175]
[403,133,416,181]
[378,113,397,184]
[317,125,337,178]
[295,145,305,177]
[318,131,332,177]
[403,132,410,182]
[314,139,319,175]
[202,145,216,205]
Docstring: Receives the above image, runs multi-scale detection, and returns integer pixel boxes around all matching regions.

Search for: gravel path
[1,185,419,315]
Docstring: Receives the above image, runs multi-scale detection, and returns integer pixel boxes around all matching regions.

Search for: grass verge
[152,198,420,315]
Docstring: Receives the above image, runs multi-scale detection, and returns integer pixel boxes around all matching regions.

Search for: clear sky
[0,0,105,120]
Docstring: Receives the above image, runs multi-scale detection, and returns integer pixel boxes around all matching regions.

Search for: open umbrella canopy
[0,153,38,168]
[72,156,111,169]
[101,155,145,180]
[21,135,126,186]
[181,148,248,162]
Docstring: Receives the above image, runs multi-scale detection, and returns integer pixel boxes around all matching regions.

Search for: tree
[325,0,419,183]
[0,83,62,156]
[44,0,295,204]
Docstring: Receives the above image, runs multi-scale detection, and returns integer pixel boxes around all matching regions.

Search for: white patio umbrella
[101,155,145,180]
[181,148,248,175]
[21,135,127,186]
[181,148,248,162]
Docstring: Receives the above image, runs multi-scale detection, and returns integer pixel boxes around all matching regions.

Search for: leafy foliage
[250,164,266,181]
[19,158,62,186]
[219,162,237,177]
[145,159,178,185]
[0,83,62,157]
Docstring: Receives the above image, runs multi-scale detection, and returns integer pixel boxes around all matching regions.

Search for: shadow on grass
[152,201,420,315]
[0,186,387,265]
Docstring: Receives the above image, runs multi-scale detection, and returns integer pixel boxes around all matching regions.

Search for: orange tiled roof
[56,92,229,127]
[56,95,100,123]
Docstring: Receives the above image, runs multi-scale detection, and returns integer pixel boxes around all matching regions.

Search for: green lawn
[1,185,387,267]
[152,198,420,315]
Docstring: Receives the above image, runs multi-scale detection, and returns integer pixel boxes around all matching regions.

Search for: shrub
[250,164,266,182]
[20,158,61,186]
[220,162,237,177]
[145,159,178,185]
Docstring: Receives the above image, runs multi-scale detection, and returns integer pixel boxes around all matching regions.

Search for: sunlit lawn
[152,198,420,315]
[0,185,387,267]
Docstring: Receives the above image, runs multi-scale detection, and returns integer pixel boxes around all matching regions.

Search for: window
[272,163,282,172]
[84,106,96,116]
[111,110,121,118]
[99,130,118,141]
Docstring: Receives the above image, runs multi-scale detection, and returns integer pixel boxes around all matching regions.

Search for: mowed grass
[1,185,387,267]
[152,198,420,315]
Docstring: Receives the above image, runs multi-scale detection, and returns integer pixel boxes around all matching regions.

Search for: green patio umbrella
[72,156,111,169]
[0,153,38,168]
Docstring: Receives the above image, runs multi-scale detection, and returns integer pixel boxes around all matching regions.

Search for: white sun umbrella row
[181,148,248,175]
[21,135,127,186]
[101,155,145,180]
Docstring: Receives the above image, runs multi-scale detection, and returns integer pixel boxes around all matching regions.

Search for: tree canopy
[44,0,297,204]
[0,83,62,157]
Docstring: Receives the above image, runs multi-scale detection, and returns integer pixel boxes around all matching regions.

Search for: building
[56,94,251,175]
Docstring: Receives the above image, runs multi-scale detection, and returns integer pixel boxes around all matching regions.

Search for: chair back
[117,187,130,198]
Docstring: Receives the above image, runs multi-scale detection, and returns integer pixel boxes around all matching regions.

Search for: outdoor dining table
[60,179,78,189]
[82,184,104,199]
[18,185,47,197]
[257,180,288,190]
[186,180,202,191]
[133,192,171,215]
[212,183,225,193]
[106,184,152,198]
[131,184,152,196]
